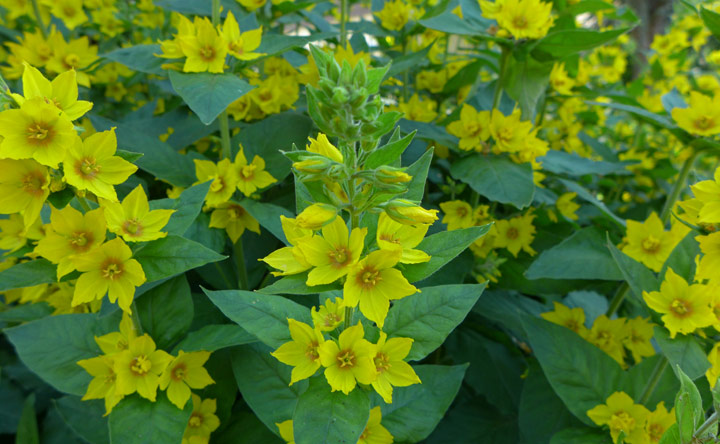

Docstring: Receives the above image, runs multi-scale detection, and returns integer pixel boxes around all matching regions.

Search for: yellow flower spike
[271,319,326,385]
[76,355,125,415]
[622,317,655,364]
[439,200,475,231]
[621,212,683,272]
[540,302,588,337]
[63,129,138,202]
[179,17,228,73]
[671,91,720,137]
[159,351,215,409]
[384,199,438,226]
[0,159,50,227]
[34,205,107,279]
[113,334,173,402]
[644,402,675,443]
[375,0,413,31]
[14,63,93,121]
[260,216,313,276]
[587,391,650,444]
[586,315,628,367]
[221,11,264,61]
[493,213,537,257]
[446,104,491,151]
[94,312,137,355]
[103,185,175,242]
[371,332,421,404]
[193,158,238,206]
[297,217,367,286]
[72,238,147,313]
[0,97,76,168]
[183,394,221,443]
[311,298,345,332]
[691,167,720,224]
[276,420,295,444]
[643,268,716,338]
[344,249,418,328]
[233,148,277,196]
[296,203,338,230]
[317,322,377,394]
[306,133,343,163]
[209,202,260,242]
[376,212,430,264]
[555,192,579,221]
[358,407,394,444]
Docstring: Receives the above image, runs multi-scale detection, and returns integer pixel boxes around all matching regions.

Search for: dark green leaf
[0,259,57,291]
[53,397,109,444]
[660,232,700,282]
[136,275,194,350]
[0,302,53,323]
[257,32,337,57]
[169,71,254,125]
[654,327,709,381]
[16,394,39,444]
[606,236,659,298]
[173,324,256,353]
[403,148,434,201]
[540,150,633,176]
[115,149,144,163]
[675,367,703,442]
[532,28,630,59]
[559,179,625,227]
[241,199,294,244]
[451,155,534,209]
[504,55,551,120]
[384,45,433,80]
[102,44,165,75]
[134,235,226,282]
[550,427,611,444]
[150,181,212,236]
[108,393,192,444]
[701,7,720,39]
[587,100,675,130]
[365,130,416,169]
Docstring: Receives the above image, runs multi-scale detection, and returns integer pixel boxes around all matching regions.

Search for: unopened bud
[296,203,338,229]
[375,166,412,184]
[383,199,439,225]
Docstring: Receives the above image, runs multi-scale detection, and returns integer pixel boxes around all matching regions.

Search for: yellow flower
[358,406,394,444]
[318,323,377,394]
[696,232,720,283]
[271,319,326,385]
[48,0,88,30]
[297,217,367,286]
[644,402,675,443]
[375,0,413,31]
[384,199,439,225]
[34,206,106,279]
[446,104,491,151]
[0,214,43,253]
[344,249,418,327]
[260,215,313,276]
[307,133,343,163]
[706,343,720,388]
[549,62,575,95]
[76,355,124,415]
[194,158,238,207]
[72,238,146,313]
[439,200,475,230]
[0,97,76,168]
[179,17,228,73]
[671,91,720,137]
[159,351,215,409]
[392,94,437,123]
[489,108,534,154]
[183,395,220,443]
[484,0,554,40]
[114,334,172,402]
[0,159,50,227]
[237,0,266,12]
[94,312,137,355]
[14,63,93,120]
[621,212,682,272]
[556,192,579,221]
[64,129,138,201]
[376,212,430,264]
[587,315,628,367]
[587,391,650,444]
[209,202,260,242]
[103,185,175,242]
[493,213,536,257]
[296,203,338,230]
[311,297,345,332]
[45,32,98,87]
[541,302,588,336]
[622,317,655,364]
[221,12,263,61]
[371,332,421,403]
[691,166,720,223]
[276,420,294,444]
[233,148,277,196]
[643,267,715,338]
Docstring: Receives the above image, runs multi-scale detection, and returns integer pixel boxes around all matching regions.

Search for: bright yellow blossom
[311,297,345,332]
[549,62,575,95]
[358,407,394,444]
[392,94,438,123]
[493,213,536,257]
[587,315,628,367]
[277,420,294,444]
[482,0,554,40]
[103,185,175,242]
[0,214,43,252]
[307,133,343,163]
[318,323,377,394]
[194,158,238,207]
[376,212,430,264]
[0,159,49,227]
[644,402,675,443]
[183,394,220,443]
[622,317,655,364]
[14,63,93,120]
[296,203,338,230]
[621,212,684,272]
[237,0,266,12]
[45,32,98,87]
[260,215,313,276]
[94,312,137,355]
[691,167,720,224]
[556,192,579,221]
[76,355,124,415]
[47,0,88,30]
[375,0,413,31]
[671,91,720,137]
[209,202,260,242]
[114,334,172,402]
[384,199,438,225]
[446,104,491,151]
[440,200,475,230]
[234,148,277,196]
[272,319,326,385]
[706,343,720,388]
[541,302,588,336]
[587,391,650,444]
[159,351,215,409]
[179,17,227,73]
[371,332,421,403]
[489,108,534,154]
[221,12,263,61]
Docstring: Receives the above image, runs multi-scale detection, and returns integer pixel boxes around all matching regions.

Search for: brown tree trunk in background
[627,0,674,78]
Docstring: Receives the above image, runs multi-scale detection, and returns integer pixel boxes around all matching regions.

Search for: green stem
[401,30,408,102]
[211,0,221,26]
[343,306,354,330]
[491,46,511,112]
[30,0,47,39]
[213,261,234,289]
[639,357,668,405]
[339,0,349,49]
[234,237,248,290]
[694,411,719,439]
[77,196,92,213]
[535,94,548,127]
[130,301,144,335]
[660,150,699,224]
[219,111,232,159]
[606,283,629,317]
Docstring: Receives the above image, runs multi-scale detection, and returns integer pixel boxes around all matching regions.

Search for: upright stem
[30,0,47,39]
[234,238,248,290]
[130,301,144,335]
[606,283,629,317]
[219,112,232,159]
[694,411,719,439]
[639,357,668,405]
[660,150,699,224]
[491,46,511,112]
[211,0,221,25]
[339,0,349,49]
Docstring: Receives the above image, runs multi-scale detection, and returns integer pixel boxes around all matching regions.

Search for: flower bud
[375,166,412,184]
[383,199,439,225]
[293,158,331,174]
[296,203,338,229]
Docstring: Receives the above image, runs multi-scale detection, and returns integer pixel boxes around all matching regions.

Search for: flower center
[609,411,636,435]
[228,204,245,219]
[329,247,351,268]
[565,320,579,332]
[199,46,216,61]
[130,355,152,375]
[694,116,714,131]
[26,122,52,145]
[374,352,391,373]
[229,39,244,54]
[357,266,381,289]
[670,298,692,318]
[305,341,320,361]
[22,171,46,196]
[336,350,356,369]
[323,313,341,328]
[123,219,143,236]
[64,53,80,69]
[379,233,400,244]
[649,422,664,442]
[104,369,117,384]
[76,157,101,180]
[457,207,468,217]
[240,164,256,181]
[63,6,76,16]
[189,413,203,428]
[210,176,225,193]
[171,363,187,381]
[512,15,529,29]
[69,231,93,252]
[101,259,124,280]
[506,227,519,240]
[641,236,661,254]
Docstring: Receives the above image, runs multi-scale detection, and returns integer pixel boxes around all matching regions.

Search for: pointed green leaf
[451,155,534,209]
[108,393,192,444]
[134,235,226,282]
[169,71,254,125]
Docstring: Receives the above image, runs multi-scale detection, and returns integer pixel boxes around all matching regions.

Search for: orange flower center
[305,341,320,361]
[104,368,117,384]
[564,319,580,332]
[240,164,256,181]
[76,157,102,180]
[374,352,390,373]
[506,227,519,240]
[323,313,341,328]
[199,46,216,61]
[228,204,246,219]
[171,363,187,381]
[69,231,93,252]
[336,350,356,369]
[329,247,351,268]
[22,170,46,196]
[229,40,244,54]
[641,236,661,254]
[694,116,714,131]
[357,266,381,289]
[609,411,635,435]
[26,122,53,146]
[64,53,80,69]
[64,6,76,16]
[123,219,143,236]
[210,176,226,193]
[670,298,692,318]
[649,422,664,442]
[101,259,124,280]
[456,207,468,217]
[189,413,203,428]
[130,355,152,375]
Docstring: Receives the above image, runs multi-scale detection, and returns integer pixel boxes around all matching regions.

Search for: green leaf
[293,377,370,444]
[53,397,109,444]
[257,273,341,295]
[559,178,625,227]
[4,313,114,396]
[150,181,212,236]
[212,409,284,444]
[661,89,687,115]
[47,188,77,209]
[550,427,611,444]
[532,28,630,59]
[115,149,144,163]
[384,284,486,361]
[451,154,534,209]
[136,275,194,350]
[173,324,256,353]
[622,354,678,408]
[540,150,633,176]
[230,343,308,435]
[567,0,615,15]
[606,236,659,298]
[16,394,39,444]
[241,199,294,244]
[654,327,710,381]
[660,232,700,282]
[526,227,623,281]
[658,424,680,444]
[674,367,703,442]
[419,12,489,36]
[402,225,492,283]
[108,393,192,444]
[587,100,675,130]
[384,45,433,80]
[701,7,720,40]
[169,71,254,125]
[0,259,57,291]
[102,44,165,75]
[522,316,624,425]
[365,130,416,169]
[0,302,53,323]
[378,364,468,443]
[203,288,311,349]
[504,55,552,120]
[134,235,226,282]
[404,147,433,201]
